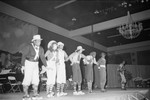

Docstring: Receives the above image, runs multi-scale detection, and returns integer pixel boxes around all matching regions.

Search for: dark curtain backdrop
[108,50,150,65]
[137,50,150,65]
[0,12,38,54]
[107,53,132,64]
[94,64,150,88]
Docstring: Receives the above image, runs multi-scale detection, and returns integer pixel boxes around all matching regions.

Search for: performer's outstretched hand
[40,65,53,74]
[21,66,25,74]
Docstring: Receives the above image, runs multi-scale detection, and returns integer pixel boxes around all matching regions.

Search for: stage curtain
[93,64,150,88]
[106,64,150,88]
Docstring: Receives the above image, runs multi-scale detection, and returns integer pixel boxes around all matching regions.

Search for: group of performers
[20,34,126,99]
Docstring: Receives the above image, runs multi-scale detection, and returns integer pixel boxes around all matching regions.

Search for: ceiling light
[141,0,144,3]
[97,32,101,35]
[128,4,132,7]
[94,10,99,14]
[72,17,76,21]
[118,11,143,39]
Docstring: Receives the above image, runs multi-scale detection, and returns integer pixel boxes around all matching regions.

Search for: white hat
[47,40,56,48]
[76,46,85,51]
[32,35,42,41]
[57,42,64,46]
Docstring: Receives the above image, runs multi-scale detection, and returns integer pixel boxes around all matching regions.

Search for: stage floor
[0,88,150,100]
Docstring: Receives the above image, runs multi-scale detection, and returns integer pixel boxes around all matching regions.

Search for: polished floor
[0,88,149,100]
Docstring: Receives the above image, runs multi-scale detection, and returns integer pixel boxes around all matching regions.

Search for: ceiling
[1,0,150,47]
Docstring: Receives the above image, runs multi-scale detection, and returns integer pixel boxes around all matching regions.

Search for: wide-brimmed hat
[57,42,64,46]
[31,35,42,41]
[75,46,85,52]
[47,40,57,48]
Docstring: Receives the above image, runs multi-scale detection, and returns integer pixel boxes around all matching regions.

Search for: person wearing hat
[43,40,58,97]
[56,42,68,97]
[21,34,47,99]
[83,52,98,93]
[68,46,86,95]
[97,52,107,92]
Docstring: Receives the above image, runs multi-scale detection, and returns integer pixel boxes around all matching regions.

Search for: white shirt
[32,43,39,60]
[57,49,65,63]
[69,52,82,64]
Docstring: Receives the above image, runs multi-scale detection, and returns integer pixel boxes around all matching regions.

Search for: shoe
[32,96,43,100]
[101,89,106,92]
[73,91,79,95]
[121,88,126,90]
[22,95,30,100]
[31,96,36,100]
[60,92,67,96]
[56,93,61,97]
[78,91,85,95]
[33,93,39,97]
[22,98,31,100]
[88,90,92,93]
[47,93,54,98]
[23,95,30,98]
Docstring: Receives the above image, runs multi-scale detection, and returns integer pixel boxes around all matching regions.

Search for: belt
[100,65,106,68]
[73,62,80,64]
[26,58,38,62]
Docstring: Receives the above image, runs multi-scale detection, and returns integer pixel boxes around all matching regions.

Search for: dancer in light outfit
[43,40,58,97]
[68,46,86,95]
[56,42,68,97]
[21,35,47,100]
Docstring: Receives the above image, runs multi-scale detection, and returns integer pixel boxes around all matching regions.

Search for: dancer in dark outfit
[68,46,86,95]
[21,35,47,100]
[117,61,127,90]
[83,52,98,93]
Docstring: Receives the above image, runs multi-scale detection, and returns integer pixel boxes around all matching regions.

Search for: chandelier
[118,11,143,39]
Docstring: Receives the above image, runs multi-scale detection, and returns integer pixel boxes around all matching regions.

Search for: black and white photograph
[0,0,150,100]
